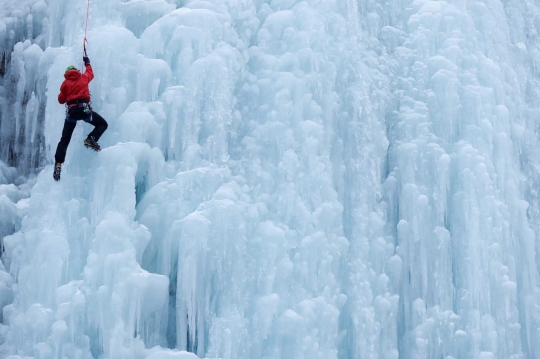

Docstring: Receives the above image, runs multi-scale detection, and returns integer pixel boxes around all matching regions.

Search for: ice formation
[1,0,540,358]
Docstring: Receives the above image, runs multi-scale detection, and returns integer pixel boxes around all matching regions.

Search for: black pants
[54,111,108,164]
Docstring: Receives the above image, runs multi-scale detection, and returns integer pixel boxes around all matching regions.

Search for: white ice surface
[0,0,540,359]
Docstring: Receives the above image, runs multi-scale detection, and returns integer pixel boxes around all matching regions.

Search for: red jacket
[58,63,94,104]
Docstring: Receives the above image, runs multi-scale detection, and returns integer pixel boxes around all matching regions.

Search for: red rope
[82,0,90,71]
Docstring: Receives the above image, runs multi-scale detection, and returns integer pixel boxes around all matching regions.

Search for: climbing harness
[65,99,93,123]
[82,0,90,71]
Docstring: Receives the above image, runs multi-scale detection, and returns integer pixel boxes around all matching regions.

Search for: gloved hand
[83,56,90,65]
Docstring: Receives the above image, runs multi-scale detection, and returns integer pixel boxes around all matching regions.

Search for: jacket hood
[64,70,81,80]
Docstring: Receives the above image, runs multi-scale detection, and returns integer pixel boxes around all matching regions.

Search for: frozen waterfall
[1,0,540,358]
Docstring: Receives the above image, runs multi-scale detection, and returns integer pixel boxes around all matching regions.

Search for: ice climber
[53,55,108,181]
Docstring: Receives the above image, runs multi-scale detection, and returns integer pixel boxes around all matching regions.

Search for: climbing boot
[84,136,101,151]
[53,163,62,181]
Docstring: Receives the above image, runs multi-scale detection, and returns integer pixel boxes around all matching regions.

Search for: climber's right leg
[84,111,108,151]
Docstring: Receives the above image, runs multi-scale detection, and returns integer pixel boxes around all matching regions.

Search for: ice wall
[380,1,540,358]
[0,161,33,248]
[0,0,539,359]
[0,0,49,173]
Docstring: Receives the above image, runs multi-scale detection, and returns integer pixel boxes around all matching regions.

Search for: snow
[0,0,540,358]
